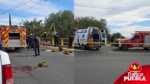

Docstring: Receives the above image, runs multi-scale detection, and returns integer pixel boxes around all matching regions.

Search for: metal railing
[40,38,74,47]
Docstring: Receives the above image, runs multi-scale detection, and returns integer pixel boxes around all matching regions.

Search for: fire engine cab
[114,31,150,50]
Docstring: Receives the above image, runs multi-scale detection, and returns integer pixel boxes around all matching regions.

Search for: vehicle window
[134,35,140,40]
[102,33,105,38]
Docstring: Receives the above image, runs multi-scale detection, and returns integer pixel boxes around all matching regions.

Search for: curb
[40,45,74,53]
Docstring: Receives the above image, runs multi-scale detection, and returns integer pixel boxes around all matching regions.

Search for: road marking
[75,49,150,55]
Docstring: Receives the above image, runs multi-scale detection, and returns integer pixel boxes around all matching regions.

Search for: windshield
[125,35,133,39]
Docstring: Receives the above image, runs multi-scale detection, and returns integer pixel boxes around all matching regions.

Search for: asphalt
[9,48,74,84]
[74,45,150,84]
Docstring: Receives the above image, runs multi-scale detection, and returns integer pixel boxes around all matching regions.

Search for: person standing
[108,35,111,44]
[111,35,115,46]
[33,34,40,56]
[28,34,34,50]
[43,32,47,42]
[26,35,30,46]
[54,33,59,47]
[68,34,74,48]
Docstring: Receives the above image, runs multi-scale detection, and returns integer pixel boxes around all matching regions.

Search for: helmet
[45,32,47,33]
[30,34,32,35]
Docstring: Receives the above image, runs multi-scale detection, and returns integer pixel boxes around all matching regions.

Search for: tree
[112,32,126,39]
[74,16,110,37]
[44,10,74,38]
[21,19,44,36]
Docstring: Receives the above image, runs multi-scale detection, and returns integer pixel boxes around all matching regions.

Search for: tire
[143,48,148,50]
[122,44,128,51]
[81,45,85,50]
[96,48,99,51]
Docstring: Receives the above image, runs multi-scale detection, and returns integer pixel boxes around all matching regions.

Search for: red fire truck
[0,25,27,51]
[114,31,150,50]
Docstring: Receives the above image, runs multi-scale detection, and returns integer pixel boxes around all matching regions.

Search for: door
[130,35,143,47]
[99,30,102,47]
[100,29,107,45]
[143,35,150,48]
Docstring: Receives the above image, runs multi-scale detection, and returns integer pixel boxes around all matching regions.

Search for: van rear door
[100,29,107,45]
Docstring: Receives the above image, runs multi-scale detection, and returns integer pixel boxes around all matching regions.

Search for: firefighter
[54,33,59,47]
[108,35,112,44]
[33,34,40,56]
[26,35,30,46]
[68,34,74,48]
[28,34,34,50]
[43,32,47,42]
[111,35,115,46]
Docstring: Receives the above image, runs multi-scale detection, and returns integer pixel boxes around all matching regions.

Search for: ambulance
[74,27,107,50]
[0,25,27,50]
[114,31,150,50]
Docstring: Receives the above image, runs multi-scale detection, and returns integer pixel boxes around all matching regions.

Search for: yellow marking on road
[75,49,150,55]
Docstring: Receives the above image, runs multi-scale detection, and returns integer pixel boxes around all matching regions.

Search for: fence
[40,38,74,47]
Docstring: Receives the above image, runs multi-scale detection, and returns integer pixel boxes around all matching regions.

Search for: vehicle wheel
[122,45,128,51]
[81,45,85,50]
[96,48,99,51]
[143,48,148,50]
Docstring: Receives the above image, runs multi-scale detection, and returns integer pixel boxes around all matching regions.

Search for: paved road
[9,48,74,84]
[74,46,150,84]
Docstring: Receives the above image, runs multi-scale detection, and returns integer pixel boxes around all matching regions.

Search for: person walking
[54,33,59,47]
[33,34,40,56]
[111,35,115,46]
[28,34,34,50]
[68,34,74,48]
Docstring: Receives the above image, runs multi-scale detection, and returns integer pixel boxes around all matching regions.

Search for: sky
[0,0,74,25]
[74,0,150,37]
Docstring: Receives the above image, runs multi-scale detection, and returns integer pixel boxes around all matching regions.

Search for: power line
[75,10,150,16]
[0,0,32,15]
[74,4,149,13]
[12,0,60,15]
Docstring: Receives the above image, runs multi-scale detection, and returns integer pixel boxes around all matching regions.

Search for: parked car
[0,50,13,84]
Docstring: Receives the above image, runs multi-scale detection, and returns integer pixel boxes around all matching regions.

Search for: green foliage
[44,10,74,38]
[112,32,125,39]
[74,16,110,37]
[21,18,44,36]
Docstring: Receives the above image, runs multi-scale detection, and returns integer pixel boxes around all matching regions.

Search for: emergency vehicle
[0,25,27,50]
[0,50,13,84]
[74,27,107,50]
[114,31,150,50]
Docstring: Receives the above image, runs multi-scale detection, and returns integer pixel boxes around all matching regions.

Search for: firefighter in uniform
[33,34,40,56]
[68,34,74,48]
[43,32,47,42]
[54,33,59,47]
[28,34,34,50]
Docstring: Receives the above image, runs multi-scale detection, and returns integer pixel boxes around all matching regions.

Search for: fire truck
[114,31,150,50]
[0,25,27,51]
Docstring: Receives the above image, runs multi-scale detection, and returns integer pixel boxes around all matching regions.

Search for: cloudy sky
[74,0,150,37]
[0,0,74,25]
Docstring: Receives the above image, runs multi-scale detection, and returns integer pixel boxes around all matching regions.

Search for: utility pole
[9,13,11,26]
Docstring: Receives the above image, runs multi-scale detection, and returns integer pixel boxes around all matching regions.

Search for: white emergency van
[74,27,107,50]
[0,51,13,84]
